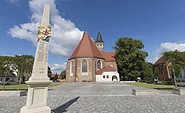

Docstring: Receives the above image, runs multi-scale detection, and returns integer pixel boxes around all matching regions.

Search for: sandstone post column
[20,4,52,113]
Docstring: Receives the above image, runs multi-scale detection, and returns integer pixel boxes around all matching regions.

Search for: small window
[107,75,109,78]
[97,44,99,46]
[103,75,105,78]
[82,59,87,72]
[97,60,101,70]
[100,44,102,46]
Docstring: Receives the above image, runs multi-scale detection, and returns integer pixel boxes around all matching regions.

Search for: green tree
[60,70,66,80]
[153,66,160,79]
[0,56,15,90]
[141,62,153,82]
[0,55,34,90]
[113,37,148,81]
[14,55,34,90]
[163,50,185,87]
[54,73,58,81]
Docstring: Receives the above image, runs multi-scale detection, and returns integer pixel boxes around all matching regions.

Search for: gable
[69,32,104,60]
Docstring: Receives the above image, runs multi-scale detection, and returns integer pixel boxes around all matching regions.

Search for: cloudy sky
[1,0,185,73]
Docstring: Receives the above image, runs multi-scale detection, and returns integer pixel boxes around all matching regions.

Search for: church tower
[95,31,104,52]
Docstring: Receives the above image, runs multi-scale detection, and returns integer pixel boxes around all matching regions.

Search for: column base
[20,79,51,113]
[20,106,51,113]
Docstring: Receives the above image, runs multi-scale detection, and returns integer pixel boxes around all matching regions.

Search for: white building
[96,65,120,82]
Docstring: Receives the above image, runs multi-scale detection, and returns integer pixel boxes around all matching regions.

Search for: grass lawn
[0,82,62,91]
[128,82,175,92]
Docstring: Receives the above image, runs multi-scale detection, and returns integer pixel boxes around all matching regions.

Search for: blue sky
[1,0,185,73]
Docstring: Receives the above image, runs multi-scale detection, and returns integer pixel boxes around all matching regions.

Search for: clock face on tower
[37,26,51,42]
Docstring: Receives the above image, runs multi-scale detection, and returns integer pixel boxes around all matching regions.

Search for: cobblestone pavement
[0,82,185,113]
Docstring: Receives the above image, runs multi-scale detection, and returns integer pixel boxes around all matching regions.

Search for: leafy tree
[54,73,58,81]
[0,55,34,90]
[163,50,185,87]
[113,37,148,81]
[141,62,153,82]
[14,55,34,82]
[60,70,66,80]
[0,56,15,90]
[153,66,160,79]
[14,55,34,90]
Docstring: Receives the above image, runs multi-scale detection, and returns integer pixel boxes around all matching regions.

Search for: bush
[60,70,66,80]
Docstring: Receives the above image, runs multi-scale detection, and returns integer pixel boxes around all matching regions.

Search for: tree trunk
[16,71,20,82]
[18,77,22,90]
[2,72,7,91]
[18,71,22,90]
[173,67,177,87]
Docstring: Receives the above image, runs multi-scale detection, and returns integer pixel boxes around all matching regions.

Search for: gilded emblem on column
[38,26,51,42]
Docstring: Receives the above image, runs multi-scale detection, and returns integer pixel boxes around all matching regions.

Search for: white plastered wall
[96,71,119,82]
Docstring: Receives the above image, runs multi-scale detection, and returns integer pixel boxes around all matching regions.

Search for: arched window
[70,61,73,76]
[97,60,101,70]
[70,61,73,73]
[82,59,87,72]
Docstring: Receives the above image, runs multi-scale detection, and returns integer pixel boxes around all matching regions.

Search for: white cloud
[159,42,185,52]
[8,0,83,57]
[49,63,66,74]
[153,42,185,63]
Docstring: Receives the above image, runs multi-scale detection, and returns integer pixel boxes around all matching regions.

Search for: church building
[66,32,119,82]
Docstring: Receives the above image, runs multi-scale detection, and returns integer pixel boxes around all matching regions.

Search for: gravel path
[0,82,185,113]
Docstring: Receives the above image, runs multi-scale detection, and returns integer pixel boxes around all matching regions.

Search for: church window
[70,61,73,76]
[82,59,88,72]
[70,61,73,73]
[103,75,105,78]
[97,60,101,70]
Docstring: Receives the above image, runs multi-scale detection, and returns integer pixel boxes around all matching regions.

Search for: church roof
[96,65,117,75]
[69,32,104,60]
[154,56,164,65]
[101,52,115,61]
[95,31,104,42]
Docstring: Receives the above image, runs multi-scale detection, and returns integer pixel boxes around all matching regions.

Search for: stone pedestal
[132,89,158,95]
[173,88,185,95]
[20,81,51,113]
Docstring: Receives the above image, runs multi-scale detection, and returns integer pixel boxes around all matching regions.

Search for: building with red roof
[154,55,185,82]
[153,56,171,81]
[66,32,119,82]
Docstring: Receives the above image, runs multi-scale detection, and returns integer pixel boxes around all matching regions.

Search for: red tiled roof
[69,32,104,60]
[96,65,117,75]
[51,74,60,78]
[154,56,164,65]
[101,52,115,61]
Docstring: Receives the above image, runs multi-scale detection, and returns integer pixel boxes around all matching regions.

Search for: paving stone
[0,83,185,113]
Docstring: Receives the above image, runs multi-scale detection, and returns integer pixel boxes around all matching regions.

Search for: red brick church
[66,32,119,82]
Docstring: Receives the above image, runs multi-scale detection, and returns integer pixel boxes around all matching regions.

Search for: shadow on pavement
[52,97,80,113]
